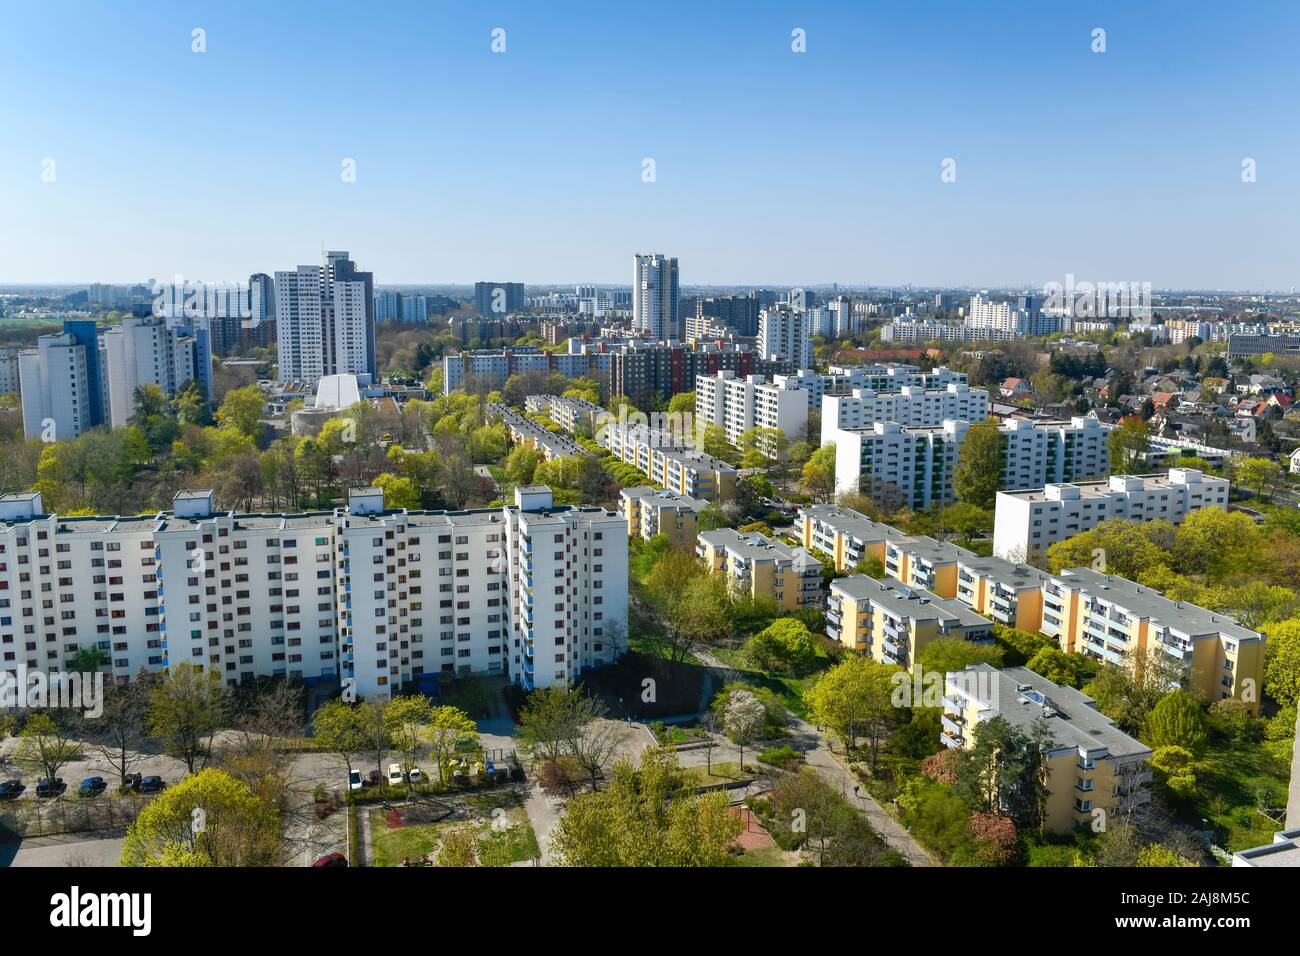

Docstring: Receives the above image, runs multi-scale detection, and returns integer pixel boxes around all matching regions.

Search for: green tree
[1263,618,1300,708]
[312,698,369,780]
[426,706,479,785]
[148,662,229,774]
[215,384,266,443]
[804,655,901,770]
[550,747,743,866]
[372,472,422,510]
[938,502,990,546]
[121,768,279,866]
[743,618,818,675]
[1106,417,1149,475]
[802,444,837,503]
[13,712,84,783]
[917,637,1004,677]
[385,694,435,788]
[1143,689,1208,752]
[953,420,1004,509]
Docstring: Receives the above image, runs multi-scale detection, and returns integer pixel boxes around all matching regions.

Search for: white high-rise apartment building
[103,316,200,427]
[758,306,813,366]
[695,371,811,447]
[18,334,92,440]
[276,251,376,385]
[966,294,1060,338]
[993,468,1230,562]
[632,254,680,340]
[829,416,1110,506]
[0,485,627,700]
[820,384,989,442]
[0,348,20,395]
[774,364,968,405]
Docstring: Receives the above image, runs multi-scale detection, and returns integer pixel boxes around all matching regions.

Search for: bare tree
[87,671,152,789]
[567,718,632,792]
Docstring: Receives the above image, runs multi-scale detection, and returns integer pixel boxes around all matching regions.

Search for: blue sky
[1,0,1297,288]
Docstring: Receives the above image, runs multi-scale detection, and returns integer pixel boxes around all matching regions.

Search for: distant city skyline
[1,1,1298,287]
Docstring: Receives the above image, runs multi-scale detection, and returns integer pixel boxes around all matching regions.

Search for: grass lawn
[1188,731,1291,853]
[734,845,802,867]
[710,645,826,719]
[437,675,505,720]
[688,760,753,787]
[370,791,539,866]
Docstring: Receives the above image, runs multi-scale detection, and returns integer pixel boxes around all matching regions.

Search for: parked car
[78,776,107,798]
[312,852,348,868]
[363,770,381,787]
[120,773,142,793]
[407,766,423,784]
[348,770,363,791]
[387,764,404,786]
[36,778,66,798]
[138,776,164,794]
[0,779,25,800]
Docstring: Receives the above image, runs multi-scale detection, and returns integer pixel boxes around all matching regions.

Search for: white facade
[758,306,813,366]
[103,316,199,428]
[774,364,968,404]
[830,416,1110,506]
[695,370,810,447]
[0,485,627,701]
[276,251,375,385]
[632,254,679,340]
[992,468,1230,562]
[0,347,20,395]
[18,334,92,441]
[820,383,989,442]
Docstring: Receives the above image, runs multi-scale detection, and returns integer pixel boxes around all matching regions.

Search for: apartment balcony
[881,636,903,658]
[825,608,842,626]
[943,694,964,711]
[826,625,840,641]
[940,730,965,749]
[941,713,965,735]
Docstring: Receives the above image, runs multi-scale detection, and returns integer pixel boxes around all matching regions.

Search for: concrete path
[693,648,934,867]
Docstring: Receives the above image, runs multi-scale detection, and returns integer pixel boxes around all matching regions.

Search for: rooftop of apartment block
[997,468,1222,502]
[699,528,821,569]
[949,663,1151,759]
[1053,567,1263,644]
[831,574,989,629]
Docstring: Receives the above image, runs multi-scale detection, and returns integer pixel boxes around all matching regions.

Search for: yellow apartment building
[619,486,706,549]
[944,663,1153,835]
[799,503,909,571]
[696,528,823,612]
[826,574,992,671]
[1041,567,1267,714]
[954,554,1050,633]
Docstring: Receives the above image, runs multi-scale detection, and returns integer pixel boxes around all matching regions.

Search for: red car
[313,852,348,868]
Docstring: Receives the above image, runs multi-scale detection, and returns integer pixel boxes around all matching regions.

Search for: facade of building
[599,423,738,503]
[102,316,201,428]
[773,364,967,405]
[826,574,992,669]
[692,293,760,337]
[442,348,602,395]
[618,486,706,548]
[0,484,625,700]
[0,347,18,396]
[828,416,1109,505]
[18,333,92,441]
[632,254,680,340]
[943,664,1152,834]
[1041,567,1266,713]
[697,528,823,612]
[474,282,525,318]
[276,251,376,385]
[524,394,606,437]
[694,371,811,447]
[992,468,1231,562]
[821,383,989,440]
[758,306,813,366]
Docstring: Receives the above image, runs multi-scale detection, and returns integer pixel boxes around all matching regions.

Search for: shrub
[757,745,803,770]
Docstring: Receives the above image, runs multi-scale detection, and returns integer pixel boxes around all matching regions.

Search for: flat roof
[831,574,989,629]
[951,664,1152,759]
[1053,567,1262,643]
[699,528,820,568]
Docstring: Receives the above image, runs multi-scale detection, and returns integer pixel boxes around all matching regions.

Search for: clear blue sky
[1,0,1297,288]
